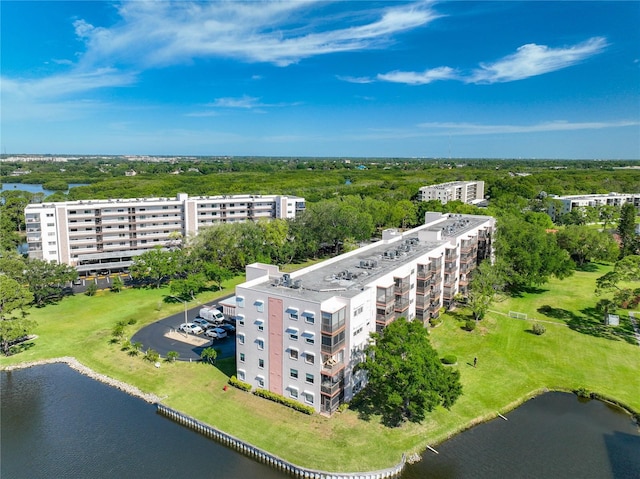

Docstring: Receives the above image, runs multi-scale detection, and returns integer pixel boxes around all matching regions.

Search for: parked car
[199,306,225,324]
[192,318,212,329]
[178,323,203,335]
[204,327,227,339]
[219,323,235,335]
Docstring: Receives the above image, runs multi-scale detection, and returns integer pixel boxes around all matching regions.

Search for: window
[238,370,245,381]
[237,315,245,326]
[47,223,54,227]
[353,305,363,317]
[303,312,315,324]
[257,376,264,388]
[254,300,264,313]
[290,368,298,379]
[256,319,264,332]
[303,392,314,405]
[238,333,245,344]
[286,307,299,320]
[237,296,245,308]
[305,373,314,384]
[303,332,315,345]
[257,338,264,350]
[239,353,245,362]
[287,327,298,341]
[353,326,364,336]
[305,353,315,365]
[289,388,298,399]
[258,359,264,368]
[289,349,299,360]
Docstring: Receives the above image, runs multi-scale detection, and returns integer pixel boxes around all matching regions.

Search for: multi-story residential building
[24,193,305,274]
[418,180,485,205]
[234,212,494,415]
[547,193,640,220]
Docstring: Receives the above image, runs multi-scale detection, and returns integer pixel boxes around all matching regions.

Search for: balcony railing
[394,298,410,312]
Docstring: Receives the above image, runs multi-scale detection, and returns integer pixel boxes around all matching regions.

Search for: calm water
[2,364,639,479]
[1,182,88,196]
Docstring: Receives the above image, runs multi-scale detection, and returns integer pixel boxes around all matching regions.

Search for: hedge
[228,375,252,392]
[253,388,315,415]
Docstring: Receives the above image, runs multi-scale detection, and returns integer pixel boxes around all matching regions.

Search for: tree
[595,255,640,307]
[130,247,179,288]
[355,318,462,426]
[556,225,619,266]
[618,203,638,258]
[22,258,77,306]
[0,276,36,355]
[467,262,504,321]
[111,275,124,293]
[494,215,574,291]
[201,347,218,365]
[169,273,207,299]
[85,282,98,296]
[204,264,233,291]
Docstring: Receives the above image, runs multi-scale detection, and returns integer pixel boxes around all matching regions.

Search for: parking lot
[130,301,236,362]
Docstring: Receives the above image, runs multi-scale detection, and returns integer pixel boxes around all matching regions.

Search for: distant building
[25,193,305,274]
[547,193,640,220]
[234,212,495,414]
[418,180,485,205]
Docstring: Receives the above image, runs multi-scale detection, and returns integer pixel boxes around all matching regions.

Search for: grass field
[2,264,639,472]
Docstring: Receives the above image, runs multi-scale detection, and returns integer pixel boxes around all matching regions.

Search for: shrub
[441,354,457,365]
[127,318,137,325]
[121,340,131,351]
[85,282,98,297]
[229,375,252,392]
[429,317,442,327]
[144,348,160,363]
[253,388,315,415]
[574,387,591,398]
[337,402,350,413]
[464,320,476,332]
[532,323,546,335]
[166,351,179,362]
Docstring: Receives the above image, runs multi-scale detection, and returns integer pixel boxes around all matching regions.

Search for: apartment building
[418,180,485,205]
[25,193,305,274]
[234,212,495,415]
[547,193,640,219]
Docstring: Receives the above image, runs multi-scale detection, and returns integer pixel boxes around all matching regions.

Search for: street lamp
[167,295,188,335]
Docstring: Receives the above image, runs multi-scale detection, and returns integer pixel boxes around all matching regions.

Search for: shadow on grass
[509,285,550,298]
[575,262,600,273]
[215,356,236,378]
[537,304,637,345]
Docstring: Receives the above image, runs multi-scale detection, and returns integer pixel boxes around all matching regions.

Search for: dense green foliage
[229,375,253,391]
[618,203,639,257]
[355,317,462,426]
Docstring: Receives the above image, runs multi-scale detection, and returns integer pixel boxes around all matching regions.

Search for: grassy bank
[2,264,639,472]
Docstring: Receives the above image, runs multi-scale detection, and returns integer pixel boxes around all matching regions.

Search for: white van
[198,306,225,324]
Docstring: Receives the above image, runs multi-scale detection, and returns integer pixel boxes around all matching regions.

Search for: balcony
[321,357,345,374]
[394,298,410,313]
[416,266,432,280]
[394,282,410,295]
[376,308,395,324]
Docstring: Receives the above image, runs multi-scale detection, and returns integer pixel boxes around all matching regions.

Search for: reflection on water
[403,392,640,479]
[2,365,638,479]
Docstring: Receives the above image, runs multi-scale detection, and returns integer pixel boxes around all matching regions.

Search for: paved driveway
[131,301,235,362]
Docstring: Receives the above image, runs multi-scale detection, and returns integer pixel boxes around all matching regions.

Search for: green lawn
[2,264,639,473]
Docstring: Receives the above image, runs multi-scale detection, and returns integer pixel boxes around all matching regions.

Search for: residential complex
[418,180,485,205]
[234,212,495,415]
[547,193,640,219]
[24,193,305,274]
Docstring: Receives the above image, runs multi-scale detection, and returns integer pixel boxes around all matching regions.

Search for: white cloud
[336,75,375,84]
[468,37,608,84]
[72,0,441,69]
[416,120,639,135]
[1,68,137,100]
[377,66,457,85]
[208,96,262,109]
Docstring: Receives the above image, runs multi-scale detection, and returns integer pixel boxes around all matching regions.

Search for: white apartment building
[547,193,640,219]
[234,212,494,415]
[25,193,305,274]
[418,180,485,205]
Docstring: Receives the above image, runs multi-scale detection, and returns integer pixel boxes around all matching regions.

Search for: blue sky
[2,1,639,159]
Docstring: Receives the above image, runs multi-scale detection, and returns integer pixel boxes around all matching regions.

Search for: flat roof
[244,215,490,304]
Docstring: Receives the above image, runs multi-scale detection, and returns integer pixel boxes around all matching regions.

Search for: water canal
[2,364,638,478]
